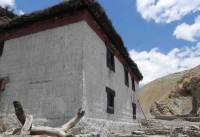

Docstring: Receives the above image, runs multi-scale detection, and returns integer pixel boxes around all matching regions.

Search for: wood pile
[3,101,85,137]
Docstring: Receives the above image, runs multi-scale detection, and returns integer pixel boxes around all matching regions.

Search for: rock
[75,132,100,137]
[190,125,200,130]
[0,113,21,132]
[139,65,200,119]
[132,131,145,135]
[170,128,184,137]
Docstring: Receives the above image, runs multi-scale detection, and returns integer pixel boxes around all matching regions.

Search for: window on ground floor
[106,87,115,114]
[132,103,136,119]
[0,77,9,92]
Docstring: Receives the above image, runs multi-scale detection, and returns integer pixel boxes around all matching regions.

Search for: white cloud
[130,43,200,85]
[15,9,24,15]
[0,0,24,15]
[136,0,200,23]
[173,16,200,42]
[0,0,15,8]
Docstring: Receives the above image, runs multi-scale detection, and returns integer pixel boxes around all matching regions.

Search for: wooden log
[31,109,85,136]
[65,128,82,136]
[13,101,26,126]
[61,108,85,132]
[31,126,67,137]
[21,114,33,135]
[12,101,85,137]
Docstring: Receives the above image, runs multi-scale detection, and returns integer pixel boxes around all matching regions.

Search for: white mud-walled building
[0,0,143,127]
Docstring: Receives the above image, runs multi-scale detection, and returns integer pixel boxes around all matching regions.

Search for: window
[0,41,4,57]
[106,87,115,114]
[132,77,135,91]
[0,77,9,92]
[106,47,115,72]
[124,66,129,87]
[132,103,136,119]
[0,79,5,91]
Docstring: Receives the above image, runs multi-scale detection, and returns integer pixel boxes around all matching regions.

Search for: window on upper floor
[0,41,4,57]
[124,66,129,87]
[132,77,135,92]
[106,47,115,72]
[132,103,136,119]
[106,87,115,114]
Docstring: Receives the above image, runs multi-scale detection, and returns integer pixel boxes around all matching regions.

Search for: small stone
[190,125,199,130]
[132,131,145,135]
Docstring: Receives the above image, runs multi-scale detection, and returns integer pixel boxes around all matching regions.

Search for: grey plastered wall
[134,81,141,119]
[0,21,86,126]
[82,22,139,122]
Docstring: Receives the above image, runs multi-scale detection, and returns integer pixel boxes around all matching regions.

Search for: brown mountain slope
[139,65,200,118]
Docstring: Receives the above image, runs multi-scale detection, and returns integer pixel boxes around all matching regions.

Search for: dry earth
[139,65,200,118]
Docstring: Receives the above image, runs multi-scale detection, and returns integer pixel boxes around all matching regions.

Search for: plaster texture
[0,21,140,126]
[0,21,85,126]
[82,23,139,122]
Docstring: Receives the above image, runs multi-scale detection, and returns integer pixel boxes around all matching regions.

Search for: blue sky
[1,0,200,85]
[99,0,189,53]
[12,0,198,53]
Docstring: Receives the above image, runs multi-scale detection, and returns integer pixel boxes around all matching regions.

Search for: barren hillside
[139,65,200,118]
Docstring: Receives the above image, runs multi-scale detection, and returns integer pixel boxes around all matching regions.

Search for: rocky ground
[1,117,200,137]
[1,66,200,137]
[135,65,200,137]
[107,118,200,137]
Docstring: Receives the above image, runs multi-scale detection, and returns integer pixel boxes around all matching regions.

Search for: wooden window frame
[106,46,115,72]
[0,41,4,57]
[124,66,129,87]
[0,77,9,92]
[132,77,135,91]
[132,103,136,119]
[106,87,115,114]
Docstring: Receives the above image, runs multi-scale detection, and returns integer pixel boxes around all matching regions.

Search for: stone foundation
[77,117,140,135]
